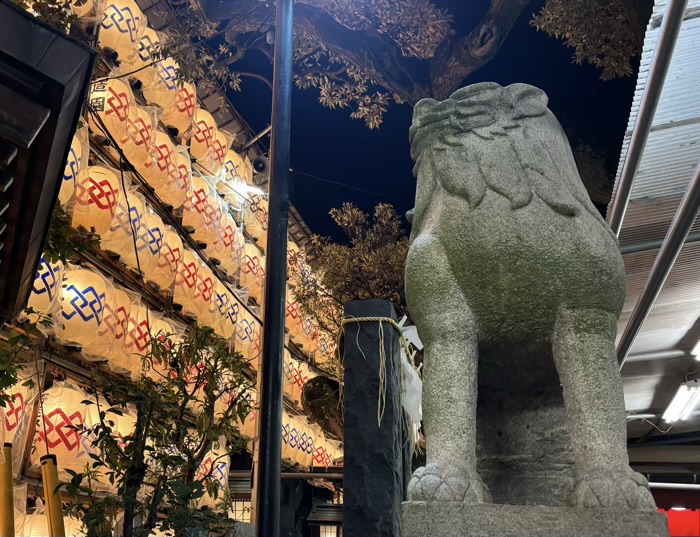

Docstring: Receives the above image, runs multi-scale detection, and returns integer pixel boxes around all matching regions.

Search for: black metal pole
[254,0,294,534]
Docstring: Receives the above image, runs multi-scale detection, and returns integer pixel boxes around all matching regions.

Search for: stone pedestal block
[402,502,669,537]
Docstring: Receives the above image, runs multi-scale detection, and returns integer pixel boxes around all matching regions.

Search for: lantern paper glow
[59,127,88,208]
[240,243,264,303]
[214,280,238,340]
[234,308,259,363]
[149,225,182,292]
[122,302,153,376]
[98,0,145,59]
[160,82,197,137]
[119,26,161,81]
[121,105,156,174]
[189,108,216,163]
[183,175,221,248]
[100,187,145,263]
[72,165,121,235]
[88,78,134,141]
[83,285,133,367]
[3,370,38,478]
[173,249,200,319]
[141,57,180,109]
[56,266,110,348]
[196,437,230,510]
[24,256,64,326]
[31,380,93,480]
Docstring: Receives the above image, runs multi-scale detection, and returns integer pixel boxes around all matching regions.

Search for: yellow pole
[40,454,65,537]
[0,443,14,537]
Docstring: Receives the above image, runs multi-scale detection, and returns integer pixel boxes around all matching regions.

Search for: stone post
[343,299,410,537]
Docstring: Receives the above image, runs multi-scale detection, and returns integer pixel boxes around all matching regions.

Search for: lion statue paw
[569,466,656,511]
[408,464,491,504]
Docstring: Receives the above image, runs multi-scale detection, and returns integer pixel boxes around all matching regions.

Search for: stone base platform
[402,501,669,537]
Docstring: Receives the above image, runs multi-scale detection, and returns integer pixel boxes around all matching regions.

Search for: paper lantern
[119,26,160,79]
[240,243,264,303]
[56,267,110,348]
[281,412,293,463]
[145,130,177,197]
[144,314,177,380]
[59,128,88,208]
[83,285,132,366]
[72,166,121,235]
[193,261,217,327]
[183,175,220,248]
[31,380,93,479]
[173,249,200,318]
[245,193,268,250]
[160,82,196,136]
[141,57,179,105]
[3,371,38,478]
[205,129,229,176]
[122,302,153,375]
[189,108,216,163]
[196,438,229,510]
[121,105,156,173]
[159,147,193,210]
[88,78,133,141]
[98,0,145,59]
[138,209,165,283]
[214,280,238,340]
[150,226,182,292]
[20,510,84,537]
[283,350,296,400]
[237,389,258,439]
[100,187,145,262]
[222,149,244,185]
[234,308,260,363]
[240,156,254,185]
[24,256,64,325]
[211,212,240,276]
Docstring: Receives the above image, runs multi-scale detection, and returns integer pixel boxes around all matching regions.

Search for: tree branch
[428,0,534,100]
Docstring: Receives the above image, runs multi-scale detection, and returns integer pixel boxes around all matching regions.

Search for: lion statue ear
[504,84,549,119]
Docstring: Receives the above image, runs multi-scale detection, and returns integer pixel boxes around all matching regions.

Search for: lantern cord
[32,345,51,455]
[92,2,264,84]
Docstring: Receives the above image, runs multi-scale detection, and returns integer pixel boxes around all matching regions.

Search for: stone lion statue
[405,82,655,510]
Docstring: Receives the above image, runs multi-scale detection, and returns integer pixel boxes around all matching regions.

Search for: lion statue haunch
[405,83,655,511]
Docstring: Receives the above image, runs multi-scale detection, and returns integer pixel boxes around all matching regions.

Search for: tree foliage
[289,203,409,345]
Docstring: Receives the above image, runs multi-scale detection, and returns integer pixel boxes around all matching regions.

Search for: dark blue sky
[227,1,639,241]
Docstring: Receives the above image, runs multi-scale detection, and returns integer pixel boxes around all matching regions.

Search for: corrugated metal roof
[609,0,700,432]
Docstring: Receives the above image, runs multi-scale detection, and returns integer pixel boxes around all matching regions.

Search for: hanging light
[56,267,110,348]
[24,256,64,325]
[189,108,216,163]
[138,209,165,284]
[173,249,200,319]
[149,226,182,292]
[72,165,121,235]
[235,309,260,363]
[196,437,230,510]
[83,285,133,367]
[211,212,240,277]
[160,82,197,137]
[214,280,238,340]
[183,175,221,248]
[59,128,88,208]
[240,243,264,303]
[193,260,217,328]
[207,129,230,176]
[119,26,161,81]
[31,380,93,479]
[663,380,700,423]
[88,78,134,141]
[98,0,145,60]
[122,302,153,376]
[100,187,146,264]
[121,105,156,174]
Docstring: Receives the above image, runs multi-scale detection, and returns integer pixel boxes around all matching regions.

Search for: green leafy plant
[65,325,253,537]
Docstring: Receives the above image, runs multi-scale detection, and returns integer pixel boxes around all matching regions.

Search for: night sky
[226,0,640,242]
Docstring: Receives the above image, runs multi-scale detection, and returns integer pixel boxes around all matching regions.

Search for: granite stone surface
[403,82,662,535]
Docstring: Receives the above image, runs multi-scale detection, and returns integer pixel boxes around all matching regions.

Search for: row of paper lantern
[231,388,341,470]
[0,366,38,479]
[24,259,316,405]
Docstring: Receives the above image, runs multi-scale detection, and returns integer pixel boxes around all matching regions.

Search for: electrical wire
[290,169,414,204]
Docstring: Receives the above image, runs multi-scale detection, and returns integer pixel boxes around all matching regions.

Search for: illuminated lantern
[211,212,241,276]
[122,302,153,376]
[300,317,320,354]
[150,226,182,292]
[183,175,220,248]
[31,380,93,479]
[146,130,177,199]
[144,314,178,380]
[173,249,200,318]
[158,147,193,210]
[122,105,156,173]
[138,209,165,283]
[222,149,244,185]
[141,57,179,105]
[84,285,132,368]
[56,267,110,348]
[3,371,38,478]
[214,280,238,340]
[240,243,264,303]
[240,156,254,185]
[59,128,87,208]
[285,288,302,337]
[160,82,197,137]
[72,166,120,235]
[234,308,259,363]
[24,257,64,325]
[119,26,160,80]
[206,129,230,176]
[245,193,268,250]
[238,389,258,439]
[196,438,229,510]
[194,261,217,327]
[189,108,216,163]
[20,510,83,537]
[283,350,296,400]
[281,412,293,463]
[88,78,133,141]
[98,0,145,59]
[100,188,145,262]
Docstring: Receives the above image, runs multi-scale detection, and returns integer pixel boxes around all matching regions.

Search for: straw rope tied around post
[339,315,423,449]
